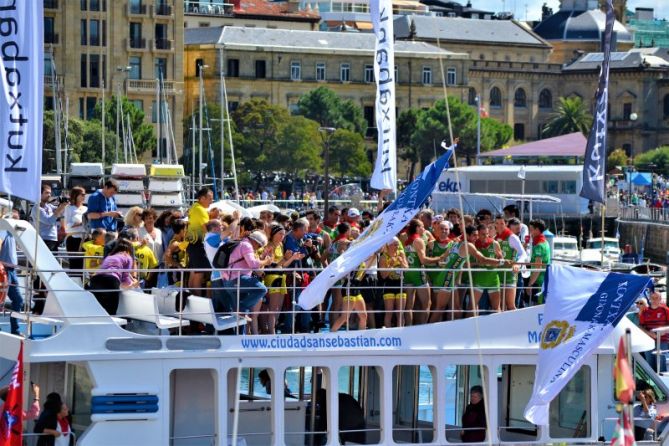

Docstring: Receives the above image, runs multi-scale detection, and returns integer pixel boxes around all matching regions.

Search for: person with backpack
[219,230,273,325]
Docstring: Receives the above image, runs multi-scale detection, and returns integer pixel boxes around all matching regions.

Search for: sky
[472,0,669,21]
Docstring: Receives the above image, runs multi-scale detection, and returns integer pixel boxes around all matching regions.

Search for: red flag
[610,410,636,446]
[0,343,23,446]
[614,337,635,404]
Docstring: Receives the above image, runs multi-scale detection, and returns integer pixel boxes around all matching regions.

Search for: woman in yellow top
[263,224,304,334]
[164,220,189,286]
[81,228,106,281]
[379,237,409,328]
[186,187,218,294]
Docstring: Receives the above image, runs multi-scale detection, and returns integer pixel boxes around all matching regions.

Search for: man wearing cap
[221,230,273,321]
[347,208,361,231]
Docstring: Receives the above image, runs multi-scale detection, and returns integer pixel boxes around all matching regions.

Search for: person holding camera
[32,184,68,252]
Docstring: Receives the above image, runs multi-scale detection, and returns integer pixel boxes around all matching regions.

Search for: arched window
[489,87,502,108]
[664,94,669,118]
[514,88,527,108]
[468,88,477,105]
[539,89,552,109]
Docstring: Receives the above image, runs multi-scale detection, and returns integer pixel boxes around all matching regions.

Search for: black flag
[579,0,615,204]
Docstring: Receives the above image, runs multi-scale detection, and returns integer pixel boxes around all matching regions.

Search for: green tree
[328,129,372,177]
[634,147,669,176]
[297,86,367,137]
[232,99,290,171]
[607,148,629,171]
[397,109,420,180]
[273,116,322,175]
[542,96,593,138]
[93,96,156,157]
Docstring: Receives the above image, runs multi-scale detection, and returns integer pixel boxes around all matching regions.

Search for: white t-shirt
[54,419,70,446]
[64,204,88,236]
[139,226,164,264]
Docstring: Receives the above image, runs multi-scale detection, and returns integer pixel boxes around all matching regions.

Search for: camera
[58,196,69,204]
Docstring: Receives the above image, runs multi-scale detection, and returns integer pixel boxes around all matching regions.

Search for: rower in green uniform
[528,219,551,304]
[428,220,454,323]
[472,224,503,312]
[494,215,527,311]
[403,219,448,325]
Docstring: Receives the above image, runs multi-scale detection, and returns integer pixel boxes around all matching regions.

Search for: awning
[480,132,587,158]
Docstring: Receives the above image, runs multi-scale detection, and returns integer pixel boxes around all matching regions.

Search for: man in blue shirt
[86,179,122,233]
[0,209,23,335]
[31,184,67,251]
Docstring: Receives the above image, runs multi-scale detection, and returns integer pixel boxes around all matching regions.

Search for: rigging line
[436,37,494,446]
[201,94,219,201]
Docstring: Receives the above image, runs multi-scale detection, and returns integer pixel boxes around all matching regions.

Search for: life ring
[0,264,8,306]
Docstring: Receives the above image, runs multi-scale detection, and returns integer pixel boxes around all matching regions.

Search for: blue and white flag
[524,264,651,425]
[298,148,454,310]
[0,0,43,203]
[579,0,615,204]
[369,0,397,193]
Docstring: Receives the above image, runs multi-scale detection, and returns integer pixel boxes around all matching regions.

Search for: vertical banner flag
[0,343,23,446]
[0,1,43,203]
[299,147,454,310]
[524,264,651,425]
[614,336,635,404]
[370,0,397,192]
[610,410,636,446]
[579,0,615,203]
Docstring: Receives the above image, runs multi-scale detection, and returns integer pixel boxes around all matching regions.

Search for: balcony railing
[127,79,176,93]
[44,75,64,88]
[127,37,147,50]
[153,38,173,51]
[44,0,59,9]
[154,3,173,16]
[184,1,233,16]
[44,33,59,45]
[128,3,148,15]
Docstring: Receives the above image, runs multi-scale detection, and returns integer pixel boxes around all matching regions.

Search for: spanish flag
[614,336,635,404]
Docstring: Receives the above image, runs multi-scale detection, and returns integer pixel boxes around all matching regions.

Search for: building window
[664,94,669,118]
[80,54,87,87]
[623,102,632,120]
[514,88,527,108]
[622,143,632,156]
[130,99,143,112]
[228,101,239,112]
[422,66,432,85]
[290,61,301,81]
[129,22,142,48]
[195,58,203,77]
[89,54,100,88]
[227,58,239,78]
[79,97,85,119]
[155,58,167,80]
[129,56,141,80]
[80,20,87,46]
[539,89,552,109]
[446,67,456,86]
[316,62,326,81]
[85,97,97,120]
[364,64,374,83]
[514,123,525,140]
[394,65,399,83]
[90,20,100,46]
[102,20,106,46]
[89,0,100,11]
[490,87,502,108]
[80,0,87,11]
[468,88,477,105]
[255,60,266,79]
[340,63,350,82]
[44,17,55,44]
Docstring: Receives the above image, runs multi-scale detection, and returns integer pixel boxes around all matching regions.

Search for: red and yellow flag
[0,343,23,446]
[614,336,635,404]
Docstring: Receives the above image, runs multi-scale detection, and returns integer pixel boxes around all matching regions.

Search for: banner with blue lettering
[579,0,614,204]
[298,147,454,310]
[0,1,43,203]
[369,0,397,192]
[524,264,651,425]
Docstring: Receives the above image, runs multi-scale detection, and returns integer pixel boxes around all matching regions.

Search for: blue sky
[473,0,669,21]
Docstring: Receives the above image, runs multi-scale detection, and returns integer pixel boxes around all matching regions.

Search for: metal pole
[219,63,225,199]
[476,94,481,166]
[198,67,205,189]
[51,50,62,176]
[221,73,239,201]
[156,75,161,162]
[600,204,606,266]
[101,79,105,165]
[191,111,196,201]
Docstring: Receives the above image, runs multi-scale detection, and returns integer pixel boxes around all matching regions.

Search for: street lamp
[319,127,336,214]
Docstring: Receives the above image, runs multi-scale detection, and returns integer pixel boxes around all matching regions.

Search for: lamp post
[319,127,336,214]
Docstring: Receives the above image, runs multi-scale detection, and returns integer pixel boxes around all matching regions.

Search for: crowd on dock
[3,180,563,336]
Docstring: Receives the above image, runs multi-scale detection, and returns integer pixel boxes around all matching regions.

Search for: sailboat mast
[50,50,62,176]
[101,79,105,165]
[198,66,205,190]
[156,74,161,163]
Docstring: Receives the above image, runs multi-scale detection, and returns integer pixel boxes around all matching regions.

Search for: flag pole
[601,204,606,266]
[624,328,633,439]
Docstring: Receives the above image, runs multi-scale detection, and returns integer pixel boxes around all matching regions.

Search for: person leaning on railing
[87,239,139,315]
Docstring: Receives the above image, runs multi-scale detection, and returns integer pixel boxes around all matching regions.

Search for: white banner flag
[524,264,651,425]
[0,1,44,203]
[299,148,453,310]
[370,0,397,192]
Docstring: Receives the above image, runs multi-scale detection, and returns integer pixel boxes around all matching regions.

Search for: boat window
[338,366,382,444]
[524,180,542,194]
[171,369,217,446]
[629,357,667,403]
[227,367,273,445]
[470,180,486,193]
[444,364,489,443]
[549,366,590,438]
[543,181,559,194]
[498,365,539,442]
[393,365,435,443]
[284,366,329,446]
[561,180,577,194]
[68,363,93,431]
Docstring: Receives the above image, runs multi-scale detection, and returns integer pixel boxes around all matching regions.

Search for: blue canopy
[628,172,652,186]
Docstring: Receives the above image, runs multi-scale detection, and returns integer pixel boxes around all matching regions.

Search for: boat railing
[652,327,669,374]
[4,256,550,337]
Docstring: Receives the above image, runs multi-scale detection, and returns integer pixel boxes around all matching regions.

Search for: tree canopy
[93,96,156,157]
[542,96,593,138]
[634,146,669,176]
[296,86,367,137]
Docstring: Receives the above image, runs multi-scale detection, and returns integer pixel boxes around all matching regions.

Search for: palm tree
[542,96,593,137]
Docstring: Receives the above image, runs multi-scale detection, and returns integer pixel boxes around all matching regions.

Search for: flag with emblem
[0,343,23,446]
[610,410,636,446]
[524,264,651,425]
[614,336,635,404]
